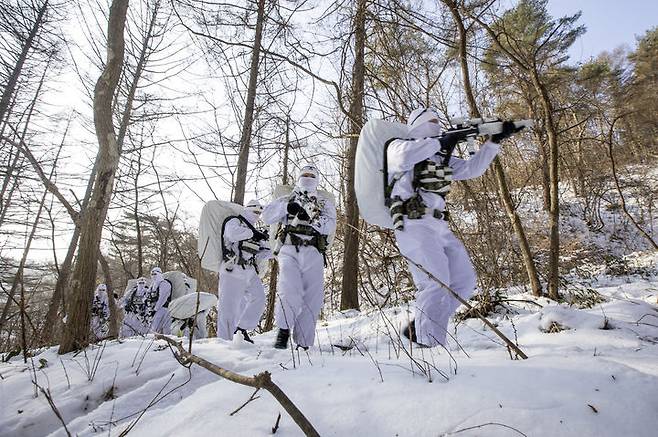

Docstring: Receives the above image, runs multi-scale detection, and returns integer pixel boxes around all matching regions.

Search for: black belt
[432,209,449,221]
[287,233,319,247]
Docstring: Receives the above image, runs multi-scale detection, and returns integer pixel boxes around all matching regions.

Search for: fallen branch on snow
[154,334,320,437]
[443,421,527,436]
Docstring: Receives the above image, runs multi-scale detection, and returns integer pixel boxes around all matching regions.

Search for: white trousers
[275,245,324,348]
[91,316,108,340]
[217,265,266,340]
[121,312,148,337]
[151,307,172,335]
[396,217,477,347]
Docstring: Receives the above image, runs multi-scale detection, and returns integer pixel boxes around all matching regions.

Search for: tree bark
[530,72,560,300]
[134,150,144,277]
[340,0,366,311]
[232,0,266,205]
[59,0,129,354]
[444,0,542,297]
[264,117,290,331]
[40,154,99,345]
[19,274,28,363]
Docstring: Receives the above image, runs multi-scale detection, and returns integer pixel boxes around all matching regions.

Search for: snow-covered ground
[2,254,658,437]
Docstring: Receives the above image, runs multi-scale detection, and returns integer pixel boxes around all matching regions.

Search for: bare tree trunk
[0,144,63,332]
[0,0,49,123]
[0,160,21,227]
[232,0,266,205]
[340,0,366,311]
[98,251,119,337]
[530,72,561,300]
[539,136,551,211]
[39,1,155,346]
[264,117,290,331]
[0,65,49,228]
[40,152,100,345]
[134,149,144,277]
[444,0,542,297]
[115,0,160,279]
[607,117,658,250]
[573,114,587,198]
[468,14,561,299]
[115,1,159,151]
[41,228,79,343]
[19,274,28,363]
[59,0,129,354]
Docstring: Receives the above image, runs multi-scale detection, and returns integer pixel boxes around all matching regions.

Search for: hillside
[2,253,657,436]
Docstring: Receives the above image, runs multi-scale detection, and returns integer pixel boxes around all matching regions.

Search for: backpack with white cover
[163,271,196,301]
[198,200,245,272]
[269,184,337,248]
[355,119,409,229]
[168,291,217,320]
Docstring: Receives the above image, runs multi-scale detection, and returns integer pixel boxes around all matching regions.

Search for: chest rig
[91,295,108,318]
[125,289,145,313]
[384,136,454,231]
[280,192,328,254]
[412,158,453,195]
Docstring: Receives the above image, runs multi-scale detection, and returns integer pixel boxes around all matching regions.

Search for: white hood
[295,164,320,193]
[407,107,442,138]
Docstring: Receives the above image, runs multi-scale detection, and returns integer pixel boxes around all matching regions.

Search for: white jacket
[262,190,337,237]
[387,138,501,211]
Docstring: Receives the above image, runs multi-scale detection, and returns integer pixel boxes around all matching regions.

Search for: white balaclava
[407,107,442,138]
[137,277,147,295]
[150,267,163,285]
[244,199,263,224]
[96,284,107,296]
[95,284,108,302]
[296,164,319,194]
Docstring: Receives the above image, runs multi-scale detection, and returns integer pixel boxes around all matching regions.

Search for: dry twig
[155,334,320,437]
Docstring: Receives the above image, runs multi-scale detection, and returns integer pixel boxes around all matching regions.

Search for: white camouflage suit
[389,108,501,347]
[217,200,272,340]
[120,278,149,337]
[263,166,337,348]
[149,267,172,334]
[91,284,110,340]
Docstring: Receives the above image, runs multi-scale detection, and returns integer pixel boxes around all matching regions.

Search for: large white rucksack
[198,200,245,272]
[168,291,217,320]
[355,119,409,229]
[124,271,195,301]
[163,271,196,301]
[269,184,337,248]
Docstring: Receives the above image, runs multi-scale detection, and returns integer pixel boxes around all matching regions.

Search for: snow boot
[296,344,309,351]
[402,320,417,342]
[274,328,290,349]
[402,320,430,348]
[234,327,254,344]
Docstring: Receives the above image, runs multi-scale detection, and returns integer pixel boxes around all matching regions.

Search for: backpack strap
[159,279,174,308]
